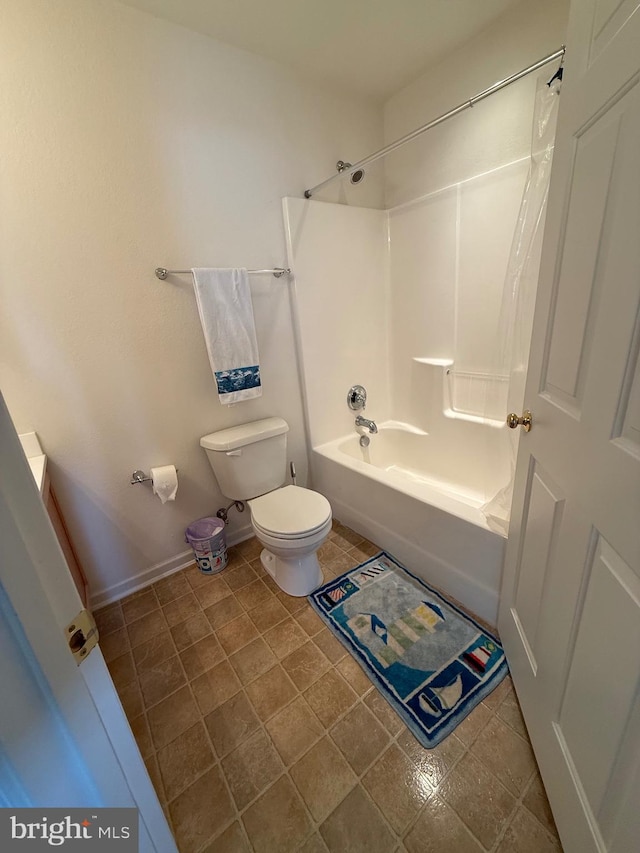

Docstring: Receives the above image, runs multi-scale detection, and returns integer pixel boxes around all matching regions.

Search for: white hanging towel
[191,268,262,404]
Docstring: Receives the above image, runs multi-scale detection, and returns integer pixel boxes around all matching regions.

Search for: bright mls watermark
[0,809,138,850]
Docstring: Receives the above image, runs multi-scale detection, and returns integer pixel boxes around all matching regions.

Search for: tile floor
[95,522,563,853]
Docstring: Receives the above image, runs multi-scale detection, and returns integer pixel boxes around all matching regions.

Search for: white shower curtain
[482,75,561,534]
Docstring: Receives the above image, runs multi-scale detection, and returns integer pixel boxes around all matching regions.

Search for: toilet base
[260,549,323,597]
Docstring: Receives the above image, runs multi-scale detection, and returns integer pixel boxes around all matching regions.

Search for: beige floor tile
[482,674,513,710]
[496,806,562,853]
[126,609,168,649]
[129,713,153,759]
[191,660,242,715]
[222,729,284,810]
[145,754,165,805]
[225,563,258,592]
[162,591,201,628]
[363,743,431,835]
[454,701,492,747]
[245,664,297,722]
[357,539,380,557]
[147,685,200,750]
[324,553,359,578]
[328,530,358,552]
[236,578,272,611]
[276,591,307,615]
[398,729,465,788]
[403,792,483,853]
[330,703,390,775]
[265,696,324,766]
[118,679,144,719]
[107,651,137,691]
[183,563,209,589]
[291,737,357,822]
[171,612,212,652]
[234,537,263,562]
[259,571,280,594]
[192,574,232,609]
[304,669,359,729]
[229,638,278,686]
[248,597,289,633]
[205,596,244,630]
[204,691,260,758]
[180,633,225,681]
[100,627,130,663]
[217,614,260,655]
[317,540,344,564]
[364,689,404,736]
[121,589,159,624]
[95,602,124,637]
[298,833,329,853]
[157,721,215,801]
[348,546,372,565]
[242,775,313,853]
[331,524,364,547]
[336,655,373,697]
[132,630,176,674]
[225,549,251,571]
[169,765,235,853]
[139,655,186,709]
[154,572,191,606]
[264,617,308,659]
[319,785,395,853]
[471,714,536,796]
[497,690,530,740]
[439,752,516,849]
[313,629,347,664]
[523,772,559,837]
[282,642,331,692]
[201,821,251,853]
[294,607,325,637]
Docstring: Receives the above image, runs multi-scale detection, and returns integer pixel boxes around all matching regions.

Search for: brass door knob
[507,410,532,432]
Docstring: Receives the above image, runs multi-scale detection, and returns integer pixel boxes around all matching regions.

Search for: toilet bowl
[249,485,332,596]
[200,417,332,597]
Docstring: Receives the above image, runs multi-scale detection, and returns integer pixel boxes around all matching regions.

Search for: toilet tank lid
[200,417,289,452]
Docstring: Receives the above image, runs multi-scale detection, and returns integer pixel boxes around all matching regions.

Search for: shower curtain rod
[303,45,565,199]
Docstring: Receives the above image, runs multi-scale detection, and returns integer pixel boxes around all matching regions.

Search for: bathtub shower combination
[283,58,560,627]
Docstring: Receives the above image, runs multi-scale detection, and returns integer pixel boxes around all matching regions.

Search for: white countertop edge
[19,432,47,495]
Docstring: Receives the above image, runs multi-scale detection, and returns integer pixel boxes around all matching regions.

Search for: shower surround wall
[0,0,383,606]
[285,0,570,625]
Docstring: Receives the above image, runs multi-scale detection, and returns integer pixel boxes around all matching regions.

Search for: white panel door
[0,392,177,852]
[499,3,640,852]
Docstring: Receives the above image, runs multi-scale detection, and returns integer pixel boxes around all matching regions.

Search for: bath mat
[309,552,508,748]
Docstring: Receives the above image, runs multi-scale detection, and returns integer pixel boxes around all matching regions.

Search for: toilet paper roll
[151,465,178,504]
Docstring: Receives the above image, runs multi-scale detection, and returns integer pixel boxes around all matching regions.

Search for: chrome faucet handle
[347,385,367,411]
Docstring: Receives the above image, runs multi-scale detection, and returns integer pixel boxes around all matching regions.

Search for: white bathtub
[312,423,507,625]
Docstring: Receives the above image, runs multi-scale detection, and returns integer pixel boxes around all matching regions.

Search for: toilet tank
[200,417,289,501]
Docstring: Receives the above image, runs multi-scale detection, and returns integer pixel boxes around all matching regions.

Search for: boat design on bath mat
[310,552,507,747]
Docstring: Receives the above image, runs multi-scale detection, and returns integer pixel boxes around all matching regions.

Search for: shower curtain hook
[547,44,565,87]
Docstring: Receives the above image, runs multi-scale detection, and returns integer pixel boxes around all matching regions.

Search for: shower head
[336,160,365,186]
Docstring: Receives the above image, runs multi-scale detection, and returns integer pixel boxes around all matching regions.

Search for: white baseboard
[90,524,254,610]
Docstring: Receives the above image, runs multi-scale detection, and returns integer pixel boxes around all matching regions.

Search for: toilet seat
[249,485,331,540]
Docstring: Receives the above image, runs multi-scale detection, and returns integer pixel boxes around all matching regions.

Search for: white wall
[384,0,569,431]
[282,198,390,447]
[0,0,383,605]
[383,0,570,207]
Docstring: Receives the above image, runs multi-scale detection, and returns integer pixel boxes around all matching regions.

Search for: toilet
[200,417,331,596]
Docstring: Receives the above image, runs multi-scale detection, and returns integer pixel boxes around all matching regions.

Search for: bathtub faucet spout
[355,415,378,434]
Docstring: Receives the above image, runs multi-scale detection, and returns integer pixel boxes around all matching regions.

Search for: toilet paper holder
[130,468,178,486]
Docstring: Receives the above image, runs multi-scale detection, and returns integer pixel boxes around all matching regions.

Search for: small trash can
[185,517,228,575]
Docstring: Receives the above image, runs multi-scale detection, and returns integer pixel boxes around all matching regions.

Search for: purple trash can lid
[185,516,225,542]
